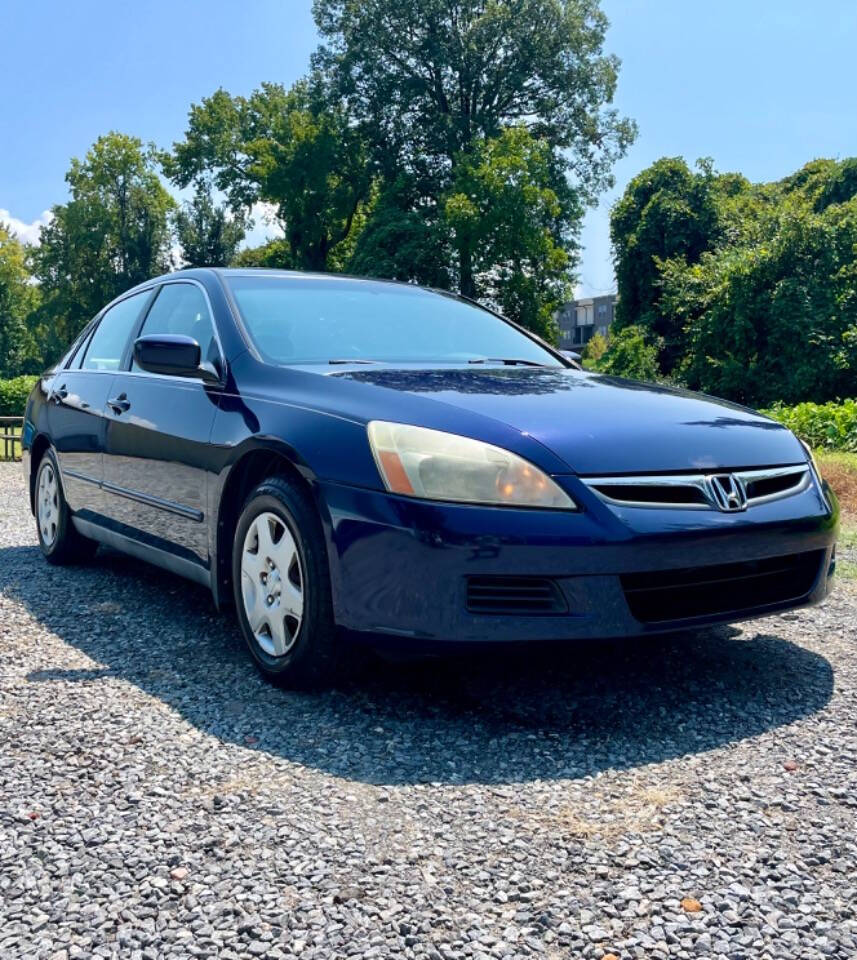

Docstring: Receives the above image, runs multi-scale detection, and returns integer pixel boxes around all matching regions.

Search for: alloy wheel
[240,511,304,657]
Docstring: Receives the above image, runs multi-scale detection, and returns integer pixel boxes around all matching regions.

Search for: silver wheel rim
[240,511,304,657]
[37,462,59,547]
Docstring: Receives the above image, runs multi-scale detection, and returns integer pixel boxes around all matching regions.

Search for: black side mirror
[133,335,220,382]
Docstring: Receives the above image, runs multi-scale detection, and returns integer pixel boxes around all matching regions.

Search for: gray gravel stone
[1,462,855,959]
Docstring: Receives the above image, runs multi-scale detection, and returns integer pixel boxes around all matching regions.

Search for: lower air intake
[466,576,567,615]
[621,550,824,624]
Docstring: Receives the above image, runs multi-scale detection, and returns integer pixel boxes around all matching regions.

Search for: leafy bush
[763,398,857,451]
[593,325,662,382]
[581,330,608,367]
[611,156,857,406]
[0,375,38,416]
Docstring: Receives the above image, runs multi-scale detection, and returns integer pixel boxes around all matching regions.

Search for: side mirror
[560,350,582,363]
[133,335,220,382]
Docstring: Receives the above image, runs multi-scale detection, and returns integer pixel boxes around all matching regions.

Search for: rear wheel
[232,475,337,687]
[35,450,98,564]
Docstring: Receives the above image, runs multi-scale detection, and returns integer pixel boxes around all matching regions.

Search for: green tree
[610,157,722,372]
[347,176,452,287]
[442,127,576,338]
[0,226,41,377]
[314,0,635,298]
[605,154,857,404]
[168,80,372,271]
[231,240,294,269]
[33,132,174,358]
[174,181,246,267]
[664,195,857,406]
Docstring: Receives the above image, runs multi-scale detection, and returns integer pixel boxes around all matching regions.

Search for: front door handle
[108,393,131,415]
[53,384,68,404]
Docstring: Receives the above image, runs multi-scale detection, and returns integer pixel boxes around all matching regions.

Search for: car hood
[332,366,806,474]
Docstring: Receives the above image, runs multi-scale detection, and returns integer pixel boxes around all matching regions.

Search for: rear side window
[132,282,218,371]
[60,325,93,370]
[81,292,151,371]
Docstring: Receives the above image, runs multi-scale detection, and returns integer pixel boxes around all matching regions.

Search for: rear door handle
[108,393,131,414]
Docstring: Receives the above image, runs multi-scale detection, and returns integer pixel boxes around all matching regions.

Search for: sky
[2,0,856,297]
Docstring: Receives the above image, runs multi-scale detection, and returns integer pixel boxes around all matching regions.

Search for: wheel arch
[28,433,52,514]
[212,442,333,610]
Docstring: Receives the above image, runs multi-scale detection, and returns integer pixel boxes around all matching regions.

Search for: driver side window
[132,283,218,372]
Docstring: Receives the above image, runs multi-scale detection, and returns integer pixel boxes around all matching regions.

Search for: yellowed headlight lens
[367,421,576,509]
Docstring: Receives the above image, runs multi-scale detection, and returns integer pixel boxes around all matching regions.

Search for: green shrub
[0,375,38,416]
[763,398,857,451]
[594,325,662,382]
[581,330,608,367]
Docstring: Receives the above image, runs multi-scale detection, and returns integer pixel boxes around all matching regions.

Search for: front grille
[466,576,567,615]
[589,481,709,507]
[744,470,807,502]
[621,550,823,624]
[583,465,811,511]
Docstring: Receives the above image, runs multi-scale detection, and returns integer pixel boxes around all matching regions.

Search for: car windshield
[225,274,562,367]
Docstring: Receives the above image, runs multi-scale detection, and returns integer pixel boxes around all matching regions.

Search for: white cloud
[0,208,53,245]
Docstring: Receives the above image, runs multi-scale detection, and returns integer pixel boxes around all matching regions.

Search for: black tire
[34,449,99,565]
[232,474,337,687]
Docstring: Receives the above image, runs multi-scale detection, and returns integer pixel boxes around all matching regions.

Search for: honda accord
[22,269,839,685]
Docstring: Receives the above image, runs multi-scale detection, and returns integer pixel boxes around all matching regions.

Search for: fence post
[0,417,24,462]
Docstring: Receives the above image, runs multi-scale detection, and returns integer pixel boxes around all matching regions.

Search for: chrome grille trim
[583,464,811,511]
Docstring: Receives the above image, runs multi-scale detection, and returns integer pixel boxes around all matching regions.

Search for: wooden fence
[0,417,23,462]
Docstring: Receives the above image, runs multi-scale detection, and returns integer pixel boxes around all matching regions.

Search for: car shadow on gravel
[3,544,834,786]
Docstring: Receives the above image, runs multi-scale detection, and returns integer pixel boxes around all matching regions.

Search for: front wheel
[35,450,98,565]
[232,475,337,687]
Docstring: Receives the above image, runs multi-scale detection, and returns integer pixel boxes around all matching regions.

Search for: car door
[48,291,154,518]
[101,280,223,568]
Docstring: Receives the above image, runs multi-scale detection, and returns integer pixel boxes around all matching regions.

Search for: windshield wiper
[327,358,382,365]
[467,357,552,367]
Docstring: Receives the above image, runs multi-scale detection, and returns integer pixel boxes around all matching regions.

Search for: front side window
[81,292,151,371]
[226,275,561,367]
[132,282,218,371]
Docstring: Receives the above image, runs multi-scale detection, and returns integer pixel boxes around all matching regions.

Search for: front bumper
[319,472,838,643]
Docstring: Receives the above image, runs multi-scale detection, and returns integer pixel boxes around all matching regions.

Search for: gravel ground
[1,461,856,960]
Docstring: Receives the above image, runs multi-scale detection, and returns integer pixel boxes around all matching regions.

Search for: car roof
[139,266,458,297]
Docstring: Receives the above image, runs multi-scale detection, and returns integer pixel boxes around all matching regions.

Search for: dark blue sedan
[22,269,839,685]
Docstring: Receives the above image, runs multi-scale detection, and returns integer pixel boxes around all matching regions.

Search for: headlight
[367,421,576,509]
[800,439,828,506]
[799,438,820,475]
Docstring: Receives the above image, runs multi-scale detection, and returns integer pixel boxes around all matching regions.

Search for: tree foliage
[167,81,372,271]
[313,0,635,305]
[174,181,246,267]
[581,329,607,366]
[0,226,41,378]
[313,0,635,182]
[663,196,857,405]
[610,157,721,372]
[33,132,174,358]
[610,155,857,405]
[443,127,576,337]
[594,325,661,382]
[346,176,452,287]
